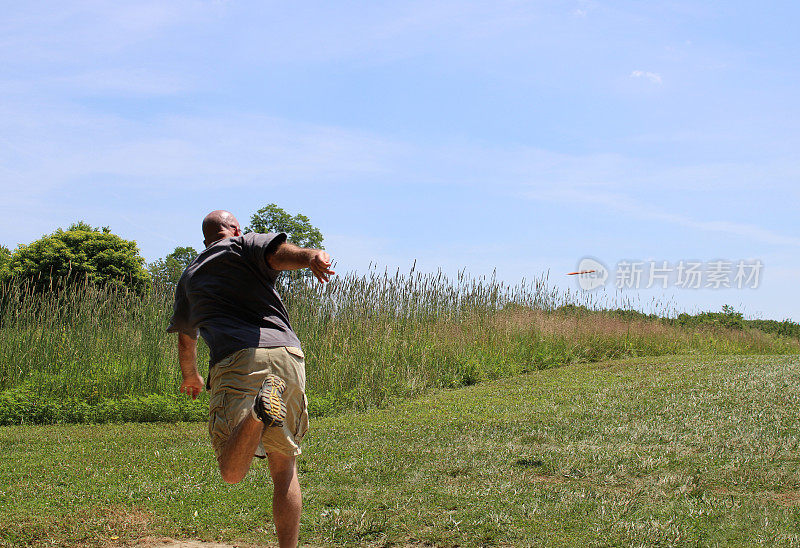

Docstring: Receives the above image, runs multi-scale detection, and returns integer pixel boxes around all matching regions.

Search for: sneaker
[253,374,287,427]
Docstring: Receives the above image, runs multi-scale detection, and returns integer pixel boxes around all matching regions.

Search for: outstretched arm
[178,332,204,399]
[267,242,335,284]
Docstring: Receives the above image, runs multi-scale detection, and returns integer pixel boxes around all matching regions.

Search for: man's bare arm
[267,242,335,284]
[178,332,204,399]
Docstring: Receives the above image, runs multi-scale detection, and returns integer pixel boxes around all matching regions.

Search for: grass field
[3,354,800,547]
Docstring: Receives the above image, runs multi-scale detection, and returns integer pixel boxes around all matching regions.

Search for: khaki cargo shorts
[208,346,309,458]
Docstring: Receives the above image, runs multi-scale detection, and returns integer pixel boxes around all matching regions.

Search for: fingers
[309,255,335,284]
[180,382,203,399]
[313,267,335,283]
[314,252,332,267]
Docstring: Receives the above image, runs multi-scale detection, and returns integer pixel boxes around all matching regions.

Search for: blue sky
[1,1,798,320]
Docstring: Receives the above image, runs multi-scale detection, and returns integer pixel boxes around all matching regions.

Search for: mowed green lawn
[2,355,800,547]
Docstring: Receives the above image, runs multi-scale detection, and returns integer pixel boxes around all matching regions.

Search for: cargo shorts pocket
[294,392,310,444]
[208,391,229,450]
[208,390,251,458]
[285,346,305,360]
[209,348,252,391]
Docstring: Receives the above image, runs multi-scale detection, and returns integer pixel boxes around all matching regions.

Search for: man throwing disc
[169,210,334,548]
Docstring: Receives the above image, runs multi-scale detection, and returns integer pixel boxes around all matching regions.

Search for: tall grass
[0,268,797,417]
[0,278,190,399]
[286,269,798,412]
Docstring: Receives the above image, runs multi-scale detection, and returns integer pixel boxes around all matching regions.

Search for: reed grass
[0,268,797,419]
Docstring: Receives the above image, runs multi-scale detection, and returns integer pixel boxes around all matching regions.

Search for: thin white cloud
[630,70,662,84]
[0,70,191,98]
[0,1,545,70]
[0,1,215,63]
[1,96,796,246]
[530,188,800,247]
[571,0,597,18]
[50,69,190,96]
[0,98,404,196]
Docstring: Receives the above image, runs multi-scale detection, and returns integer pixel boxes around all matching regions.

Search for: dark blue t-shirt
[167,232,302,368]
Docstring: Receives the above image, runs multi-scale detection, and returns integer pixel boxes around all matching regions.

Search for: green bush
[0,388,208,425]
[675,304,744,330]
[8,222,150,294]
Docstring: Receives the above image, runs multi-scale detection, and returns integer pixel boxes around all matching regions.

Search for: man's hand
[180,373,205,399]
[268,242,336,283]
[308,250,335,284]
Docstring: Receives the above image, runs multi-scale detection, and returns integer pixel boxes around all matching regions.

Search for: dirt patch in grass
[708,485,800,508]
[106,506,154,533]
[128,540,240,548]
[530,473,566,484]
[127,540,331,548]
[769,491,800,507]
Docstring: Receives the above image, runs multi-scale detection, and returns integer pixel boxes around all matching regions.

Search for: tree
[247,204,324,249]
[8,222,150,293]
[246,204,325,291]
[148,246,199,288]
[0,245,10,283]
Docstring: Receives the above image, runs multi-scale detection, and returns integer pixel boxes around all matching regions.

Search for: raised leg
[217,413,265,484]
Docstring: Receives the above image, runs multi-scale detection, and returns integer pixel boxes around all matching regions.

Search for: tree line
[0,204,324,292]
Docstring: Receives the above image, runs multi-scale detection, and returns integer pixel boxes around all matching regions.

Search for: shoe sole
[254,374,287,427]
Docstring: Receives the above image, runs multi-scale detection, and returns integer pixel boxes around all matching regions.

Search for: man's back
[168,231,301,367]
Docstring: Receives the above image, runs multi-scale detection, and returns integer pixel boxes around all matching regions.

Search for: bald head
[202,210,242,247]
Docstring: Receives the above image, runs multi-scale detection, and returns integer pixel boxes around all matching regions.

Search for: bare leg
[217,413,265,484]
[268,452,301,548]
